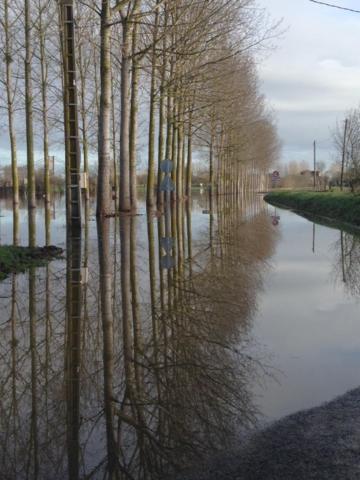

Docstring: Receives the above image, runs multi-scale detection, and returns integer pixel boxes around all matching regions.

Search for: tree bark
[119,19,132,212]
[4,0,19,245]
[176,99,184,199]
[38,5,51,213]
[78,43,90,202]
[97,217,118,474]
[25,0,36,247]
[156,11,168,208]
[147,4,160,209]
[185,107,193,198]
[129,21,139,210]
[97,0,113,216]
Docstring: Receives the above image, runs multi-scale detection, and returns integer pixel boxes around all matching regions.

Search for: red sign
[271,215,280,226]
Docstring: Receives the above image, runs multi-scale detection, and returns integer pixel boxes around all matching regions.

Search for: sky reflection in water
[255,207,360,420]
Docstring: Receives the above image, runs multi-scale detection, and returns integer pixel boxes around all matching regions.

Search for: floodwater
[0,193,359,479]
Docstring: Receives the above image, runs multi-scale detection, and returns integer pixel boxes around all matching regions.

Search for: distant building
[300,170,320,177]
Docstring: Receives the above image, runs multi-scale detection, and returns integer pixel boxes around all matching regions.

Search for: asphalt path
[178,387,360,480]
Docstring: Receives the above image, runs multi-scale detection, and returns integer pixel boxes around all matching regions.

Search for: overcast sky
[257,0,360,168]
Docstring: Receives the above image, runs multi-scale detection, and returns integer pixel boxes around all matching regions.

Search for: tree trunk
[4,0,19,245]
[171,96,178,198]
[209,135,214,194]
[340,118,348,192]
[129,21,139,210]
[120,216,136,393]
[65,230,82,479]
[119,19,132,212]
[156,11,168,208]
[38,10,51,214]
[97,0,112,217]
[29,266,39,475]
[176,99,184,199]
[130,216,143,394]
[147,5,160,209]
[25,0,36,247]
[97,217,118,474]
[185,107,193,198]
[78,43,90,202]
[111,70,118,202]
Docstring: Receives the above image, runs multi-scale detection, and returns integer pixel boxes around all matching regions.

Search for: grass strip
[264,191,360,228]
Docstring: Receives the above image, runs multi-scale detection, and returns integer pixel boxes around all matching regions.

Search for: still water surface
[254,208,360,420]
[0,194,359,478]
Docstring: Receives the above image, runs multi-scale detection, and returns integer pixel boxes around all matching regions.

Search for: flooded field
[0,193,359,479]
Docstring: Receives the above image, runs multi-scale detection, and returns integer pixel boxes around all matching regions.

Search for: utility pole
[340,118,348,192]
[341,230,346,283]
[312,223,316,254]
[65,227,82,479]
[313,140,316,191]
[160,159,175,270]
[59,0,82,230]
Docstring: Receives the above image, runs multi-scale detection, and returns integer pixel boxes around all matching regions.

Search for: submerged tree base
[0,245,63,281]
[265,191,360,228]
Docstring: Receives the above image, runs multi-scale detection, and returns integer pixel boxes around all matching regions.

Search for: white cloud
[256,0,360,165]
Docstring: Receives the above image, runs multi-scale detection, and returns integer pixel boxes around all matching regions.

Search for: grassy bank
[264,191,360,228]
[0,245,63,281]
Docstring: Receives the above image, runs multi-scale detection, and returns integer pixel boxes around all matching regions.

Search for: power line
[309,0,360,14]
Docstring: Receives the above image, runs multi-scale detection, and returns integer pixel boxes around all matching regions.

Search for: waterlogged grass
[264,190,360,228]
[0,245,63,281]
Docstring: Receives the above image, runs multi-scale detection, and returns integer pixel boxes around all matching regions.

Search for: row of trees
[333,109,360,191]
[0,0,280,231]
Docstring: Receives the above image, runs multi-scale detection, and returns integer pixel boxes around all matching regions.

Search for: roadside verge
[265,191,360,230]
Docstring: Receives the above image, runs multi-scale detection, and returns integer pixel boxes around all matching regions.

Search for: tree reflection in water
[0,194,278,479]
[333,229,360,297]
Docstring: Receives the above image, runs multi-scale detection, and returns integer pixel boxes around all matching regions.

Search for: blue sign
[161,237,174,252]
[160,255,175,270]
[160,176,175,192]
[160,159,173,173]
